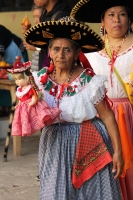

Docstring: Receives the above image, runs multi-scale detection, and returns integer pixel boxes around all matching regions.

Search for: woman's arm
[95,99,124,179]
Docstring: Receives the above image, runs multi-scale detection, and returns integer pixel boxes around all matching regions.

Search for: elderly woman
[24,19,123,199]
[70,0,133,199]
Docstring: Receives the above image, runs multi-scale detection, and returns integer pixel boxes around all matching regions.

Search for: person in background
[0,24,27,117]
[0,25,26,64]
[34,0,70,70]
[13,34,29,63]
[70,0,133,199]
[23,4,43,72]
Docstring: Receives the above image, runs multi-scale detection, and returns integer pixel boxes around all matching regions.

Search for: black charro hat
[70,0,133,23]
[23,19,104,53]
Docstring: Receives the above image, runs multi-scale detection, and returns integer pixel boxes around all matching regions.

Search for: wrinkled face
[102,6,130,37]
[49,38,80,70]
[34,0,49,7]
[33,8,42,24]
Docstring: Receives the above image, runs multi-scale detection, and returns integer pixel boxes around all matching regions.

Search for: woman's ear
[75,48,81,60]
[48,49,52,60]
[101,20,104,27]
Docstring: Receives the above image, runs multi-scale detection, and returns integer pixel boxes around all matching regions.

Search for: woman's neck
[101,33,133,54]
[50,65,83,85]
[106,34,127,47]
[55,68,71,78]
[53,66,75,85]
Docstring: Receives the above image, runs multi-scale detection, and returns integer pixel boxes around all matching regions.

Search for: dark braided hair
[25,69,43,100]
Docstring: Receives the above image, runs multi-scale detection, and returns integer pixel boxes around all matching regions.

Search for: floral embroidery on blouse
[37,68,94,98]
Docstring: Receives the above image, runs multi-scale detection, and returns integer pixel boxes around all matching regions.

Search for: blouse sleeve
[88,75,108,105]
[32,71,44,91]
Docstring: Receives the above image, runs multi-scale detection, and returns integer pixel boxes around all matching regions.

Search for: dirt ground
[0,132,41,200]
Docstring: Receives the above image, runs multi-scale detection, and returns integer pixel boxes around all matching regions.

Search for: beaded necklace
[53,66,75,85]
[104,34,127,56]
[53,66,76,106]
[104,34,127,87]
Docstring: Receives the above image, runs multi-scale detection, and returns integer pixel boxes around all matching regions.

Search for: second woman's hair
[101,6,130,20]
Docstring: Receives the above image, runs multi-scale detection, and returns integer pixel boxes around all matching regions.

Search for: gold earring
[100,25,105,36]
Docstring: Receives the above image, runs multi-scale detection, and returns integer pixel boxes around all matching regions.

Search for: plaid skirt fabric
[12,99,61,137]
[39,118,122,200]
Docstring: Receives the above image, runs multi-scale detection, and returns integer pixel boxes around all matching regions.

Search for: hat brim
[70,0,133,23]
[23,21,104,53]
[7,62,31,73]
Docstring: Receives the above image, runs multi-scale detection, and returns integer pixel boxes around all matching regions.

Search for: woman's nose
[58,49,65,58]
[114,14,120,23]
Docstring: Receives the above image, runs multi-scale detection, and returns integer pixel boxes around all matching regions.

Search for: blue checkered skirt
[39,118,122,200]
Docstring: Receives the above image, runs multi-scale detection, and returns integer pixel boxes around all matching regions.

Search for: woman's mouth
[113,26,121,30]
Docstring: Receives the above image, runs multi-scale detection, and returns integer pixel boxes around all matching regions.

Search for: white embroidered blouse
[85,45,133,99]
[33,68,107,123]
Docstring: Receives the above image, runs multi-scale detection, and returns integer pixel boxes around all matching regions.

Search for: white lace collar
[16,85,31,98]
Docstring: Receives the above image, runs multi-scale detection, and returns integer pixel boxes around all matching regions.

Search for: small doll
[7,57,61,137]
[124,63,133,104]
[21,15,31,34]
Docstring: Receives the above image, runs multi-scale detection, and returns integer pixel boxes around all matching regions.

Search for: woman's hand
[95,99,124,179]
[112,151,124,179]
[23,41,36,51]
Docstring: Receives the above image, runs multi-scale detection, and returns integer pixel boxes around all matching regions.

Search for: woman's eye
[64,48,71,53]
[120,12,126,16]
[53,47,59,52]
[109,13,114,17]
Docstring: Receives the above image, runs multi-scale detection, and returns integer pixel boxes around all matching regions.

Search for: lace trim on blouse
[99,44,133,58]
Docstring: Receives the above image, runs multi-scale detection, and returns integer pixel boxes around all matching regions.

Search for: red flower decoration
[50,85,58,96]
[67,86,75,93]
[85,69,95,77]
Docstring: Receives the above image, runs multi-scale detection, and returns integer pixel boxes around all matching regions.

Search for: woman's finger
[112,153,124,179]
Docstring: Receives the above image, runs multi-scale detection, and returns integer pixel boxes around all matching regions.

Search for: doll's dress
[12,85,61,136]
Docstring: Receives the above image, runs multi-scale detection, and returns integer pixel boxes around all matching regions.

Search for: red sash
[72,120,112,189]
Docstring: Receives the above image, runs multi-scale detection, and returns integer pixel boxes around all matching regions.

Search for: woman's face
[49,38,80,70]
[33,8,42,24]
[102,6,130,37]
